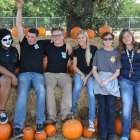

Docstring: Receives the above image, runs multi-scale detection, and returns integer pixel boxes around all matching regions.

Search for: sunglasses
[2,38,12,41]
[103,38,113,41]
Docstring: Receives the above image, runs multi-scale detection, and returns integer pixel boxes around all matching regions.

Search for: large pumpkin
[11,26,18,38]
[82,127,93,138]
[130,122,140,140]
[0,123,11,140]
[35,132,47,140]
[99,26,112,38]
[62,117,83,139]
[115,116,122,136]
[22,127,35,140]
[37,27,46,37]
[86,29,95,39]
[71,27,81,39]
[45,124,57,137]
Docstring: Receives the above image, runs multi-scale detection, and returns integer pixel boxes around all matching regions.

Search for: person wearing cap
[0,28,19,124]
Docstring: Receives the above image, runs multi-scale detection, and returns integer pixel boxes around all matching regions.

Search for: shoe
[0,112,8,124]
[62,113,73,123]
[45,119,56,125]
[88,120,95,132]
[13,128,23,138]
[36,124,45,133]
[120,137,128,140]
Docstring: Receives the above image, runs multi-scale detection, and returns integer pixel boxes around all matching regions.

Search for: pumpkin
[43,56,48,72]
[71,27,81,39]
[22,127,35,140]
[0,123,11,140]
[62,117,83,139]
[67,60,74,74]
[82,127,93,138]
[99,26,112,38]
[86,29,95,39]
[75,118,82,123]
[35,132,47,140]
[11,26,18,38]
[130,122,140,140]
[24,27,30,36]
[64,29,68,39]
[115,116,122,136]
[94,117,98,133]
[37,27,46,37]
[45,124,57,137]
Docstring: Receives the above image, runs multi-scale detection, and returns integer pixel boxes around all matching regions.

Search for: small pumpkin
[43,56,48,72]
[86,29,95,39]
[11,26,18,38]
[71,27,81,39]
[62,117,83,140]
[37,27,46,37]
[115,116,122,136]
[0,123,11,140]
[22,127,35,140]
[130,122,140,140]
[99,26,112,38]
[45,124,57,137]
[67,60,74,74]
[82,127,93,138]
[94,117,98,133]
[35,132,47,140]
[24,27,30,36]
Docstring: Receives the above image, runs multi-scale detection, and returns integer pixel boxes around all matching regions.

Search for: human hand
[15,0,22,8]
[11,74,18,86]
[99,80,108,87]
[66,43,72,55]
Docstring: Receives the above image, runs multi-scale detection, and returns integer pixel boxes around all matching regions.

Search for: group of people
[0,0,139,140]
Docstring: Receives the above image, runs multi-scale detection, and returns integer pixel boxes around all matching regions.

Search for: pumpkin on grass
[0,123,11,140]
[22,127,35,140]
[35,132,47,140]
[45,124,57,137]
[82,127,93,138]
[62,116,83,140]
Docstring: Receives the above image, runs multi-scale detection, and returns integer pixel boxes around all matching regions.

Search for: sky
[136,0,140,3]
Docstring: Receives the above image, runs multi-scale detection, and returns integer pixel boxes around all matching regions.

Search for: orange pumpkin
[64,29,68,39]
[94,117,98,133]
[11,26,18,38]
[82,127,93,138]
[62,117,83,139]
[35,132,47,140]
[99,26,112,38]
[67,60,74,74]
[0,123,11,140]
[22,127,35,140]
[75,118,82,123]
[37,27,46,37]
[115,116,122,136]
[45,124,57,137]
[86,29,95,39]
[43,56,48,72]
[24,27,30,36]
[71,27,81,39]
[130,122,140,140]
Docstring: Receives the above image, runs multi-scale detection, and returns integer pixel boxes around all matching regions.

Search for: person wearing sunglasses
[0,28,19,124]
[117,29,140,140]
[92,32,121,140]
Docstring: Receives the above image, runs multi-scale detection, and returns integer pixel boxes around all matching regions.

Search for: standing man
[44,27,72,125]
[14,0,46,138]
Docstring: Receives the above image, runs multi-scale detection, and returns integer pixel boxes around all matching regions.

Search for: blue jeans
[71,73,95,121]
[98,94,116,140]
[119,77,140,138]
[14,72,46,129]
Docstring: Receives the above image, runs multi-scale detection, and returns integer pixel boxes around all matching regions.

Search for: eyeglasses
[52,34,63,38]
[2,37,12,41]
[103,38,113,41]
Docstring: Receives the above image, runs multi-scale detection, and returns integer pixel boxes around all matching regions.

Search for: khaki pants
[44,72,72,121]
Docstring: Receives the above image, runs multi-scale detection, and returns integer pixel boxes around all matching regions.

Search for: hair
[77,29,91,66]
[101,32,114,40]
[51,27,64,35]
[117,29,138,56]
[28,28,39,37]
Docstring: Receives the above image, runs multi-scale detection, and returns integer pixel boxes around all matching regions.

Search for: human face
[77,34,87,48]
[122,32,133,46]
[52,31,64,46]
[27,32,38,45]
[1,35,12,48]
[103,34,113,47]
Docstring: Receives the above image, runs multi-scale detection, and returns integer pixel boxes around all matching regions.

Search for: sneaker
[13,128,23,138]
[36,124,45,133]
[0,112,8,124]
[120,137,129,140]
[45,119,56,125]
[62,113,73,123]
[88,120,95,132]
